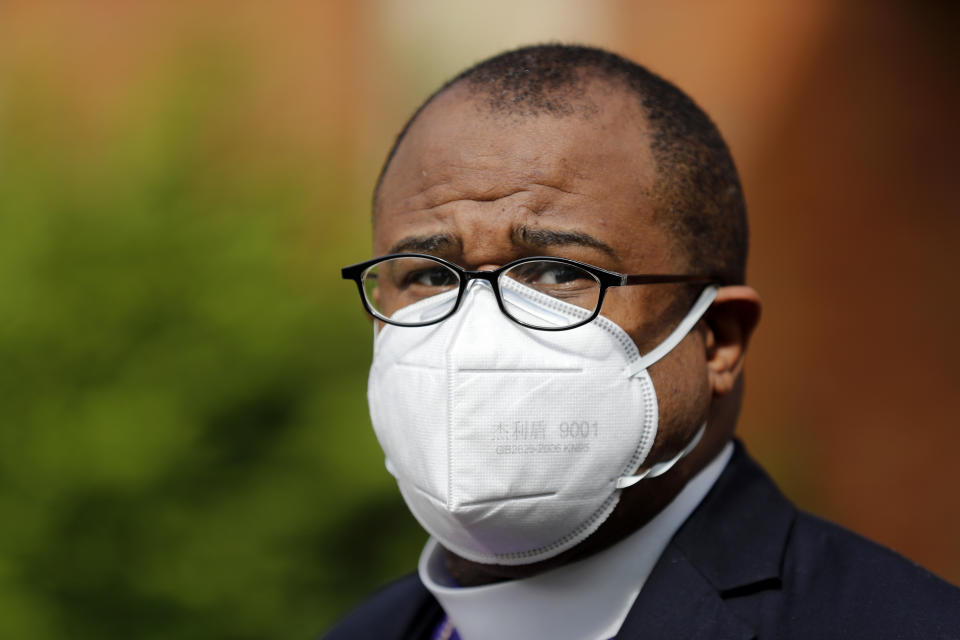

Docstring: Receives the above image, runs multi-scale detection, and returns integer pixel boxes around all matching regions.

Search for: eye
[408,267,459,288]
[529,264,585,285]
[508,262,592,286]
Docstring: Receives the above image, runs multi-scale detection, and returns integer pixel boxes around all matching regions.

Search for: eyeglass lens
[362,256,461,323]
[501,260,602,315]
[362,257,602,328]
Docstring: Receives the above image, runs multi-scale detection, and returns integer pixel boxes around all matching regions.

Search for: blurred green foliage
[0,51,424,638]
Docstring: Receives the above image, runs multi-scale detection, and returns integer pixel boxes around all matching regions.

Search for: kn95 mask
[367,278,716,566]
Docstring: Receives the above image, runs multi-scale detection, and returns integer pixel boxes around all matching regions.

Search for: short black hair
[375,44,748,285]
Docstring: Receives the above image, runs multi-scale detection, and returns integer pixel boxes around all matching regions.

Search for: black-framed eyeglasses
[341,253,719,331]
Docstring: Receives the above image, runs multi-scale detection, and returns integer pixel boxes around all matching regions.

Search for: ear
[702,286,762,396]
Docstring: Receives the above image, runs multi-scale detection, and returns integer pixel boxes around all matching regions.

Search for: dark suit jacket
[325,442,960,639]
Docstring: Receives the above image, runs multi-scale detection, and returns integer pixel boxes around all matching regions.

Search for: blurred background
[1,0,958,637]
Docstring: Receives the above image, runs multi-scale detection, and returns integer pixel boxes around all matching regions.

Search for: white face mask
[368,279,717,566]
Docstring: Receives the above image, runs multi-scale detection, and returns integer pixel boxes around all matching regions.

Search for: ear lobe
[703,286,762,395]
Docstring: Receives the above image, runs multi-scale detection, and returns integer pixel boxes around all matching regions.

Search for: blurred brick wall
[614,0,960,583]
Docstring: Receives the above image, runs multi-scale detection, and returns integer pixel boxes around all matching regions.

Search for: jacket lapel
[616,442,796,640]
[615,544,756,639]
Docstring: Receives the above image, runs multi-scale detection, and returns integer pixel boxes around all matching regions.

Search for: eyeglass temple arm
[620,274,717,286]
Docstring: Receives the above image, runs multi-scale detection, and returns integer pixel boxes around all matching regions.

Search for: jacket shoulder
[323,573,441,640]
[669,443,960,639]
[776,510,960,638]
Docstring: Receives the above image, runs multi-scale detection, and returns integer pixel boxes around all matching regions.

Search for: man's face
[369,80,761,581]
[374,83,713,462]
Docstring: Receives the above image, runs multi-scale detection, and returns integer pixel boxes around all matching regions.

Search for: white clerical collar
[419,441,733,640]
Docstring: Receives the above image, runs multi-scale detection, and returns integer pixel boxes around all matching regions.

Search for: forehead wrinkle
[384,171,524,218]
[381,111,620,221]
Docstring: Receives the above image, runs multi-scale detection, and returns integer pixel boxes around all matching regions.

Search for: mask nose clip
[465,278,495,293]
[457,278,498,313]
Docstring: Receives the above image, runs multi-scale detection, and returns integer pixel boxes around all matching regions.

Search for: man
[328,45,960,639]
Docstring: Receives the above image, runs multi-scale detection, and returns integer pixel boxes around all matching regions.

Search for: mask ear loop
[616,285,718,489]
[615,423,705,489]
[626,285,718,376]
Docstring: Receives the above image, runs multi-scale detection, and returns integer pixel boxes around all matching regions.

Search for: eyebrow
[386,227,616,258]
[388,234,459,255]
[515,225,616,257]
